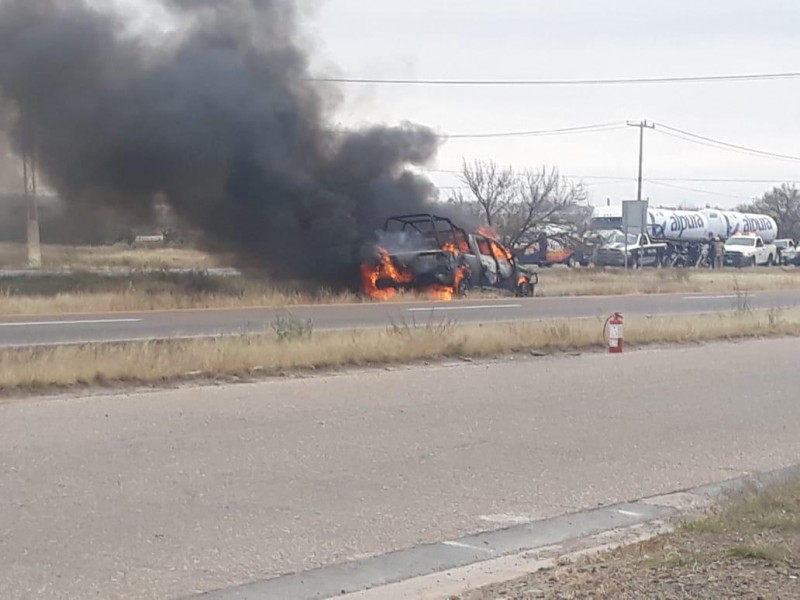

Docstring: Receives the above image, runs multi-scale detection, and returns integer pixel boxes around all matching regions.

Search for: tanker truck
[589,206,777,242]
[589,206,715,240]
[588,206,778,267]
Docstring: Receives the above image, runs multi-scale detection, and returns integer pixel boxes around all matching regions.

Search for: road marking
[683,294,754,300]
[479,514,531,525]
[442,540,494,554]
[0,318,142,328]
[407,304,522,313]
[617,509,643,517]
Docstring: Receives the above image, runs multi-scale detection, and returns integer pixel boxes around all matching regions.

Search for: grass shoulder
[2,308,800,394]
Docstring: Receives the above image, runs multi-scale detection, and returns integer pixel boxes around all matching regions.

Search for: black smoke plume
[0,0,442,286]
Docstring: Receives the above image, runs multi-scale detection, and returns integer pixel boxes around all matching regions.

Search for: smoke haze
[0,0,441,285]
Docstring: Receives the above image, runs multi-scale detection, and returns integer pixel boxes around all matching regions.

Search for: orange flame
[361,246,467,302]
[422,265,468,301]
[424,285,455,301]
[490,240,513,262]
[360,248,413,300]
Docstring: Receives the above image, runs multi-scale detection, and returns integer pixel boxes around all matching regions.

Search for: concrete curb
[194,464,800,600]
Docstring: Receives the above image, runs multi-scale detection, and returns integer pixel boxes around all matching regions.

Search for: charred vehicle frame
[362,214,538,298]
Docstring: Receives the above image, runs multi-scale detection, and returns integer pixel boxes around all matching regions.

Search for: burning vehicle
[361,214,538,300]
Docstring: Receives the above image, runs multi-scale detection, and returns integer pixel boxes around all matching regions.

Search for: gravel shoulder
[461,481,800,600]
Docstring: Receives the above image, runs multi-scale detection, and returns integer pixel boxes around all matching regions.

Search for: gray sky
[6,0,800,209]
[308,0,800,208]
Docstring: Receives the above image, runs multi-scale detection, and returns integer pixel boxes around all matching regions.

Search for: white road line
[683,294,754,300]
[442,540,494,554]
[617,509,643,517]
[0,318,143,328]
[479,514,531,525]
[407,304,522,313]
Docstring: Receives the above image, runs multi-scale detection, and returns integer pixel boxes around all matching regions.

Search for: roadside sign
[623,200,648,235]
[622,200,649,268]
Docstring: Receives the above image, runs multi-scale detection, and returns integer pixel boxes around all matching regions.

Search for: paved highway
[1,338,800,599]
[0,289,798,348]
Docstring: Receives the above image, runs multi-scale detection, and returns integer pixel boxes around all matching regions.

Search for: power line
[656,128,800,162]
[444,122,625,139]
[427,169,800,184]
[645,179,754,201]
[331,122,625,140]
[436,178,624,192]
[651,177,800,184]
[308,71,800,87]
[654,122,800,162]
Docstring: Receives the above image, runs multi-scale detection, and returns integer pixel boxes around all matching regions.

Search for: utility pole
[623,121,654,269]
[21,111,41,268]
[626,120,655,202]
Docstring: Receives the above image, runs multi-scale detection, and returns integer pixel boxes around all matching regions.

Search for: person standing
[536,233,549,266]
[716,236,725,269]
[707,234,717,269]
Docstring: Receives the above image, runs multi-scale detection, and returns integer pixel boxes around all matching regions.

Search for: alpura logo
[669,214,705,233]
[742,217,774,233]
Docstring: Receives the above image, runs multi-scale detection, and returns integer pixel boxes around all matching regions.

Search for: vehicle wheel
[566,255,577,268]
[748,256,756,267]
[630,255,640,269]
[515,281,534,298]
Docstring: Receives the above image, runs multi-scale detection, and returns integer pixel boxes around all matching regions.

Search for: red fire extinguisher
[605,312,624,354]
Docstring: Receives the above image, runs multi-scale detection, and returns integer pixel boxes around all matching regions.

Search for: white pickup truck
[594,231,668,268]
[723,235,777,267]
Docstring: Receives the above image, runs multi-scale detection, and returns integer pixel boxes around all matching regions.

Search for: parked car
[775,239,798,265]
[781,241,800,266]
[517,238,588,268]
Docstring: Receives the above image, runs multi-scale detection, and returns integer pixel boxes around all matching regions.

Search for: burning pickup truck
[361,214,538,300]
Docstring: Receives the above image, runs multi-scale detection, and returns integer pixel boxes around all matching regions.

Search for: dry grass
[1,267,800,317]
[2,242,800,316]
[538,265,800,296]
[0,241,226,270]
[0,272,359,315]
[685,480,800,537]
[2,308,799,391]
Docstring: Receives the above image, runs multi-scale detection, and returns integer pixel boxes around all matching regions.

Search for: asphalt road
[2,338,800,599]
[0,289,798,348]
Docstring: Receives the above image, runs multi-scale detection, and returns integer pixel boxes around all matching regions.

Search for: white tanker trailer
[647,208,712,242]
[700,209,778,244]
[589,206,778,244]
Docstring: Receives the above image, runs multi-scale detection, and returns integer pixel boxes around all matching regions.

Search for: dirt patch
[460,482,800,600]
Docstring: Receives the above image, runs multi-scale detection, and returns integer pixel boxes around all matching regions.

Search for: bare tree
[502,167,588,248]
[460,159,516,228]
[445,188,483,223]
[457,159,588,247]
